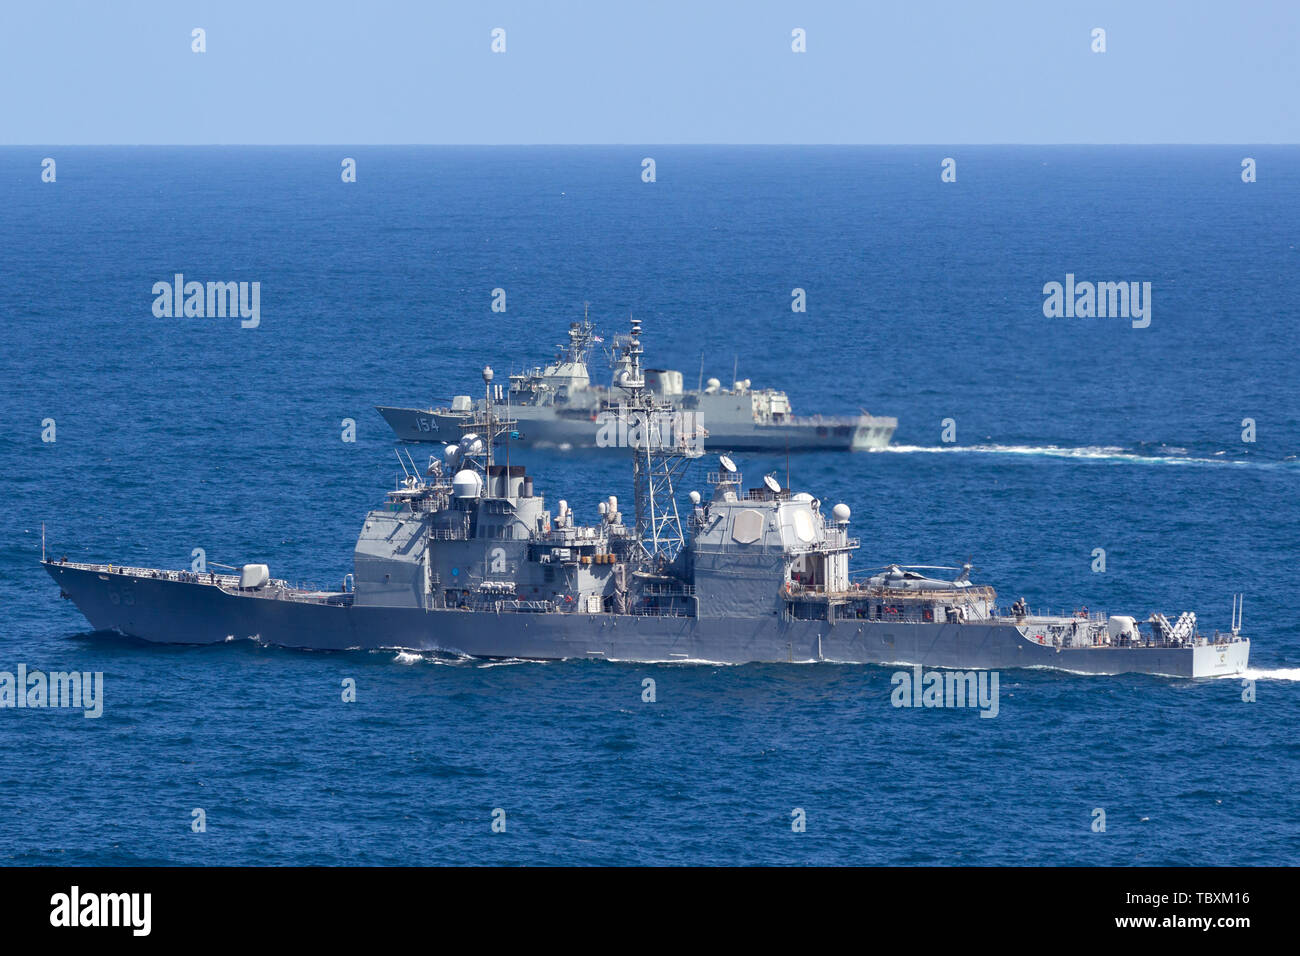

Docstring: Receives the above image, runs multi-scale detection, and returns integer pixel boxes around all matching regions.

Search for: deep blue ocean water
[1,146,1297,865]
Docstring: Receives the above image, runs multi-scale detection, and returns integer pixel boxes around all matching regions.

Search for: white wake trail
[873,444,1255,467]
[1236,667,1300,682]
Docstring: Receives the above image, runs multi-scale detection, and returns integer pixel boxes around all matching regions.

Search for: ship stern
[850,416,898,450]
[1192,638,1250,678]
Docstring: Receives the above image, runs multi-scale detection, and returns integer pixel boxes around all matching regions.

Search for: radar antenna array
[613,317,702,567]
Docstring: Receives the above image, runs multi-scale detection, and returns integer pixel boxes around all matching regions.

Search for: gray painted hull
[374,405,896,452]
[46,563,1249,677]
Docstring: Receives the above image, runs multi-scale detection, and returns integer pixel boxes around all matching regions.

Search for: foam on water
[1228,667,1300,682]
[388,649,475,666]
[872,444,1267,467]
[477,658,544,668]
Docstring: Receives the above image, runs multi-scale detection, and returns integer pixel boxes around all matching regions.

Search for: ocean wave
[388,649,471,666]
[871,444,1276,467]
[1227,667,1300,682]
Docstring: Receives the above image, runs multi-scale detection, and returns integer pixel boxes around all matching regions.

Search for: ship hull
[374,405,454,442]
[46,563,1248,678]
[375,405,895,451]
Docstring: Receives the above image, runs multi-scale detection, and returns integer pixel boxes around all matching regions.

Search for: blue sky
[2,1,1296,144]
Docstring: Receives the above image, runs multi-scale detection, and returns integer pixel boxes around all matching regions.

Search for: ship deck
[44,560,351,606]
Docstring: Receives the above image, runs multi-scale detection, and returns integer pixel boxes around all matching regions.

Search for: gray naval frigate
[375,313,897,452]
[46,320,1248,677]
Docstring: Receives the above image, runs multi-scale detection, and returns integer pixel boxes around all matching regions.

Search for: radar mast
[460,365,517,472]
[559,305,599,366]
[614,317,702,568]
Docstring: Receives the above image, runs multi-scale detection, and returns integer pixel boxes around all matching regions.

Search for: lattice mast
[615,318,701,568]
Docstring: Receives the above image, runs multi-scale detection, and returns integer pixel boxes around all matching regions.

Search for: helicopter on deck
[862,563,975,591]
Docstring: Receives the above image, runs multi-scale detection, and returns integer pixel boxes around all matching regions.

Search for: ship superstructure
[375,309,897,452]
[45,321,1248,677]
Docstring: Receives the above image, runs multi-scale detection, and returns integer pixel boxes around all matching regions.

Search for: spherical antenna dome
[451,469,483,498]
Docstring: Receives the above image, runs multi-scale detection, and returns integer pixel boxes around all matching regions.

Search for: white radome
[452,469,483,498]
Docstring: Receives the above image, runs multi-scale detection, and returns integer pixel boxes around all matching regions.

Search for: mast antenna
[483,365,495,469]
[616,316,700,568]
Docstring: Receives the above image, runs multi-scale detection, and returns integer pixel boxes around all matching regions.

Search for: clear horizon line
[4,142,1298,148]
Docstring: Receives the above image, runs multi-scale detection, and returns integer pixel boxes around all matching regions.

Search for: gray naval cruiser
[375,312,897,452]
[47,320,1248,677]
